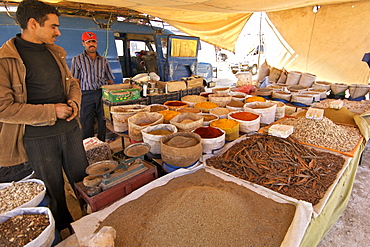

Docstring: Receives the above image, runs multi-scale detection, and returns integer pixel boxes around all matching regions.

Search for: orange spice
[230,112,259,121]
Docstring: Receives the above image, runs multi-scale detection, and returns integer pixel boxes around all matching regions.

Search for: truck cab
[0,10,213,84]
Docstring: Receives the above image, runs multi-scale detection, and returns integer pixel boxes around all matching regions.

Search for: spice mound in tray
[97,169,296,247]
[279,116,362,152]
[206,134,346,205]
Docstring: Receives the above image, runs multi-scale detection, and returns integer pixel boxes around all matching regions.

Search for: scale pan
[86,160,119,176]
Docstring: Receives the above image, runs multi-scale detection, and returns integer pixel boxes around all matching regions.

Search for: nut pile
[0,214,49,246]
[0,182,44,214]
[279,117,362,152]
[313,99,370,114]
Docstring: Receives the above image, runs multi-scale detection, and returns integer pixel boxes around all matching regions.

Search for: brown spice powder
[98,169,296,247]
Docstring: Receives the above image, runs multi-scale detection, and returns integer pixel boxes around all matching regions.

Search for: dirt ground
[317,142,370,247]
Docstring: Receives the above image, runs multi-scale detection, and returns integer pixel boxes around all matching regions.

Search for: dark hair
[16,0,60,29]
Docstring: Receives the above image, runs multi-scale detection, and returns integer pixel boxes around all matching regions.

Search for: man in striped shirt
[71,31,114,141]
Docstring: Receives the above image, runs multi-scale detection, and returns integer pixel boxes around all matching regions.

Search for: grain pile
[98,169,296,247]
[279,117,362,152]
[206,134,346,205]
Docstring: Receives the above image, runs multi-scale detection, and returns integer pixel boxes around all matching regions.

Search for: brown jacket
[0,37,81,166]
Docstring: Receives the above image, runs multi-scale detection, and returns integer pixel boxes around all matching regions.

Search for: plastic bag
[88,226,117,247]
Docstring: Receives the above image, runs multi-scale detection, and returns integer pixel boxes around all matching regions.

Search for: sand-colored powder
[98,169,296,247]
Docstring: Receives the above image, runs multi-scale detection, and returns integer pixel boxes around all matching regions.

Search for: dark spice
[193,127,223,138]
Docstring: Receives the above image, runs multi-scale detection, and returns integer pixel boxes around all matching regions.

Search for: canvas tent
[6,0,370,84]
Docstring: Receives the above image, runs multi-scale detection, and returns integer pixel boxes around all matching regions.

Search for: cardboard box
[157,80,187,92]
[182,76,204,88]
[102,83,141,103]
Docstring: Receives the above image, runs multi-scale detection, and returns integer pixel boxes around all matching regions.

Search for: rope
[102,13,113,58]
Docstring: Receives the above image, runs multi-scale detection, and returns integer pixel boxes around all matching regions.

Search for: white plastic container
[228,111,261,133]
[141,124,178,154]
[243,102,277,125]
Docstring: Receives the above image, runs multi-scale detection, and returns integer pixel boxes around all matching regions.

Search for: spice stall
[7,71,368,246]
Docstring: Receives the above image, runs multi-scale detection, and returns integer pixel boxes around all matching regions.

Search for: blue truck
[0,10,213,84]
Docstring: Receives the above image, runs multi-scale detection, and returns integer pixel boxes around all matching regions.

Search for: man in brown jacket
[0,0,88,236]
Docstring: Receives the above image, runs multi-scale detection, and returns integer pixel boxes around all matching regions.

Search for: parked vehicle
[0,10,213,84]
[229,43,265,75]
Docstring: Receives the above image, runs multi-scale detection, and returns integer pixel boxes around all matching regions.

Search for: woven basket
[298,73,316,88]
[308,88,328,99]
[212,87,230,94]
[286,71,302,85]
[312,81,332,91]
[291,94,313,106]
[181,95,207,107]
[331,83,348,95]
[208,93,233,107]
[272,91,292,101]
[256,88,273,97]
[288,85,308,93]
[348,84,370,99]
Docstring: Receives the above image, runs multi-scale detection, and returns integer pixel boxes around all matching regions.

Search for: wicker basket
[348,84,370,99]
[256,88,273,97]
[208,93,233,107]
[291,94,314,106]
[181,95,207,107]
[288,85,308,93]
[272,91,292,102]
[331,83,348,95]
[312,81,332,91]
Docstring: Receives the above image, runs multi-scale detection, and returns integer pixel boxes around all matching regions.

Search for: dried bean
[279,117,362,152]
[0,182,44,214]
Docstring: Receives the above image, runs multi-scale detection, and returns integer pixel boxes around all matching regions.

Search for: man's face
[83,39,98,54]
[34,14,61,44]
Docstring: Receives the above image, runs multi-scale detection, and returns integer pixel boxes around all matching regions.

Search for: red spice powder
[193,127,223,139]
[165,101,187,106]
[230,112,259,121]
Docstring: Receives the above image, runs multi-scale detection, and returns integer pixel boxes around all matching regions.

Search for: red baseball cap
[82,32,98,42]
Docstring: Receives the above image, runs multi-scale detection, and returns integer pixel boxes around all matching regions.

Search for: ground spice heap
[159,110,180,122]
[0,214,49,246]
[194,101,218,109]
[210,118,239,129]
[279,116,362,152]
[147,129,173,135]
[206,134,346,205]
[165,135,199,148]
[230,111,259,121]
[193,127,223,139]
[98,169,296,247]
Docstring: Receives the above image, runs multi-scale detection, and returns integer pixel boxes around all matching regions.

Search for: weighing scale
[85,143,150,192]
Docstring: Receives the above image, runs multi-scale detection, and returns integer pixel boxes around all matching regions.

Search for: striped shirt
[71,52,115,90]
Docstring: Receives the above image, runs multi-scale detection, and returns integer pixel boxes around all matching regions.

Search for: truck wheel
[251,65,258,75]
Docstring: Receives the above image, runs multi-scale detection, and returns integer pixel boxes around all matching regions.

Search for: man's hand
[66,100,79,121]
[55,103,73,120]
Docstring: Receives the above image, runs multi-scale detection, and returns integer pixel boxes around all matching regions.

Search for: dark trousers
[24,126,88,231]
[81,90,106,141]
